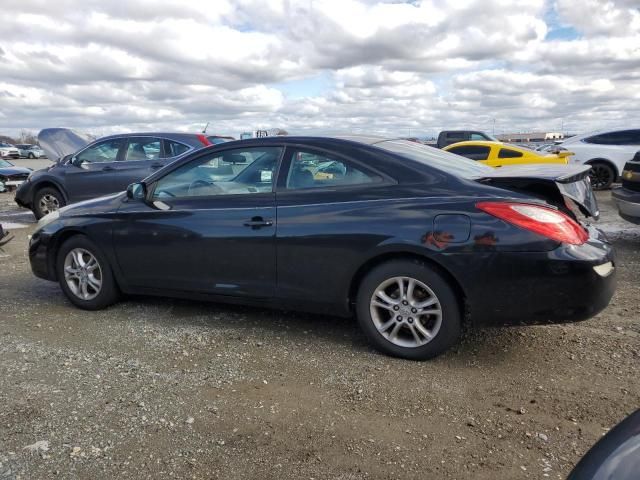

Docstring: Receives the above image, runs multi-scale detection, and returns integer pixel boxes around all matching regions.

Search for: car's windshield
[0,142,13,148]
[0,159,13,167]
[375,139,493,178]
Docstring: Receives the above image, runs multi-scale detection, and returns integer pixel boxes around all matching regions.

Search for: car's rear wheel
[356,260,461,360]
[33,186,65,219]
[56,235,120,310]
[588,162,615,190]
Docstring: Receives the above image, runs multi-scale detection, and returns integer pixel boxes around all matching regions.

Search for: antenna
[202,122,209,134]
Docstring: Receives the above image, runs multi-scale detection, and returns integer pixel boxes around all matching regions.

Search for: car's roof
[444,140,504,148]
[216,134,396,147]
[98,132,205,140]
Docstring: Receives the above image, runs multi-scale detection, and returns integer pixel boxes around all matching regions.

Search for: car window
[163,140,191,158]
[75,139,122,163]
[376,140,493,178]
[124,137,161,161]
[152,146,282,199]
[470,133,486,141]
[584,130,640,145]
[285,150,383,190]
[447,145,491,161]
[0,159,12,167]
[498,148,523,158]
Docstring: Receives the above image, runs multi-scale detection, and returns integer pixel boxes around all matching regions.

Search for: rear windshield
[374,139,493,179]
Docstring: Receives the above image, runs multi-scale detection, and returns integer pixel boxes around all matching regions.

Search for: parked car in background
[15,128,214,218]
[443,141,571,167]
[0,158,32,190]
[207,135,235,144]
[436,130,496,148]
[535,142,563,153]
[0,142,20,159]
[15,143,47,158]
[29,136,614,360]
[560,128,640,190]
[612,152,640,224]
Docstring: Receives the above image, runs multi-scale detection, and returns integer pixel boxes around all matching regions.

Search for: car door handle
[102,166,115,171]
[243,217,273,228]
[150,163,163,169]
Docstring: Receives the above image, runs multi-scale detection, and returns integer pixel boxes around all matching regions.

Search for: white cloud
[0,0,638,138]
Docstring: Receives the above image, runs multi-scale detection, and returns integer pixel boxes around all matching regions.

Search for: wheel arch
[33,179,69,203]
[347,251,468,322]
[47,228,87,281]
[584,158,619,178]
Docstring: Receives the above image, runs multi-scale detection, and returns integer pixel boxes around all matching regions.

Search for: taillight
[196,134,212,146]
[476,202,589,245]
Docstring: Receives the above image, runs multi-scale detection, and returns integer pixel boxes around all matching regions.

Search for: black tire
[588,162,615,190]
[356,259,462,360]
[33,186,66,219]
[28,152,35,159]
[55,235,120,310]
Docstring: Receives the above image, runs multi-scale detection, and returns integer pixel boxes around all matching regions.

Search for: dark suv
[15,129,223,218]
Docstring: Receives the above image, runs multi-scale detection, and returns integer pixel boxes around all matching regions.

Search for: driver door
[113,145,283,298]
[65,138,124,202]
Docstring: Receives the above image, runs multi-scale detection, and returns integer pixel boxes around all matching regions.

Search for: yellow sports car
[443,141,572,167]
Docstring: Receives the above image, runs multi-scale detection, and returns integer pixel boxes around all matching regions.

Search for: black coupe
[29,136,616,359]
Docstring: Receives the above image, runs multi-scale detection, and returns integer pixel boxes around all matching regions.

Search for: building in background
[497,132,564,143]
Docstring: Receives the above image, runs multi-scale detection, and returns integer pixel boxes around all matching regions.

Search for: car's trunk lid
[38,128,93,163]
[476,164,599,220]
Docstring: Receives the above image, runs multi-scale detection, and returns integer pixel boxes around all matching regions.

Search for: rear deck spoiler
[477,164,599,219]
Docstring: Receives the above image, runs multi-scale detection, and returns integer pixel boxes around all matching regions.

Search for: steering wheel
[188,179,223,196]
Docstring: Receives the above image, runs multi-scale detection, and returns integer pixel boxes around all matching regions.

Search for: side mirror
[126,182,147,200]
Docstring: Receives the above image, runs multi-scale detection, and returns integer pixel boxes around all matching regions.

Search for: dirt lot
[0,189,638,479]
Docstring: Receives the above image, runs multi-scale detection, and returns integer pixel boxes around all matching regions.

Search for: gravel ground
[0,190,638,479]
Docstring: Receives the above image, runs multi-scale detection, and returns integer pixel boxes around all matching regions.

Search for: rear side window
[285,150,383,190]
[470,133,487,141]
[163,140,191,158]
[124,137,161,161]
[376,140,492,179]
[447,145,491,161]
[584,130,640,145]
[498,148,523,158]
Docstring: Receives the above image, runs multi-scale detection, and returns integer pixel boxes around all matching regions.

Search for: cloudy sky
[0,0,639,139]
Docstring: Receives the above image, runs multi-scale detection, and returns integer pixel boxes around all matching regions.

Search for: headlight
[36,210,60,229]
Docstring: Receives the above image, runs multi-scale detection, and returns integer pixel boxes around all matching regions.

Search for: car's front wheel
[356,260,462,360]
[56,235,120,310]
[33,186,65,219]
[28,152,35,159]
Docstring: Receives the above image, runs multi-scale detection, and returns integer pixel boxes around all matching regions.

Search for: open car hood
[38,128,94,163]
[477,164,599,219]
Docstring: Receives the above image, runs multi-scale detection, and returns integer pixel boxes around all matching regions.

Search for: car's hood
[477,164,599,219]
[59,191,126,218]
[38,128,94,163]
[0,166,32,175]
[0,146,18,151]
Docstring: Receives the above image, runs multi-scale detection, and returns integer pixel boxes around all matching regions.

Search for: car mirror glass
[126,182,147,200]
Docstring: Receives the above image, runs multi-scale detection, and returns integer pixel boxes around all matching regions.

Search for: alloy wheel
[63,248,103,300]
[589,165,613,190]
[369,276,442,348]
[39,194,60,215]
